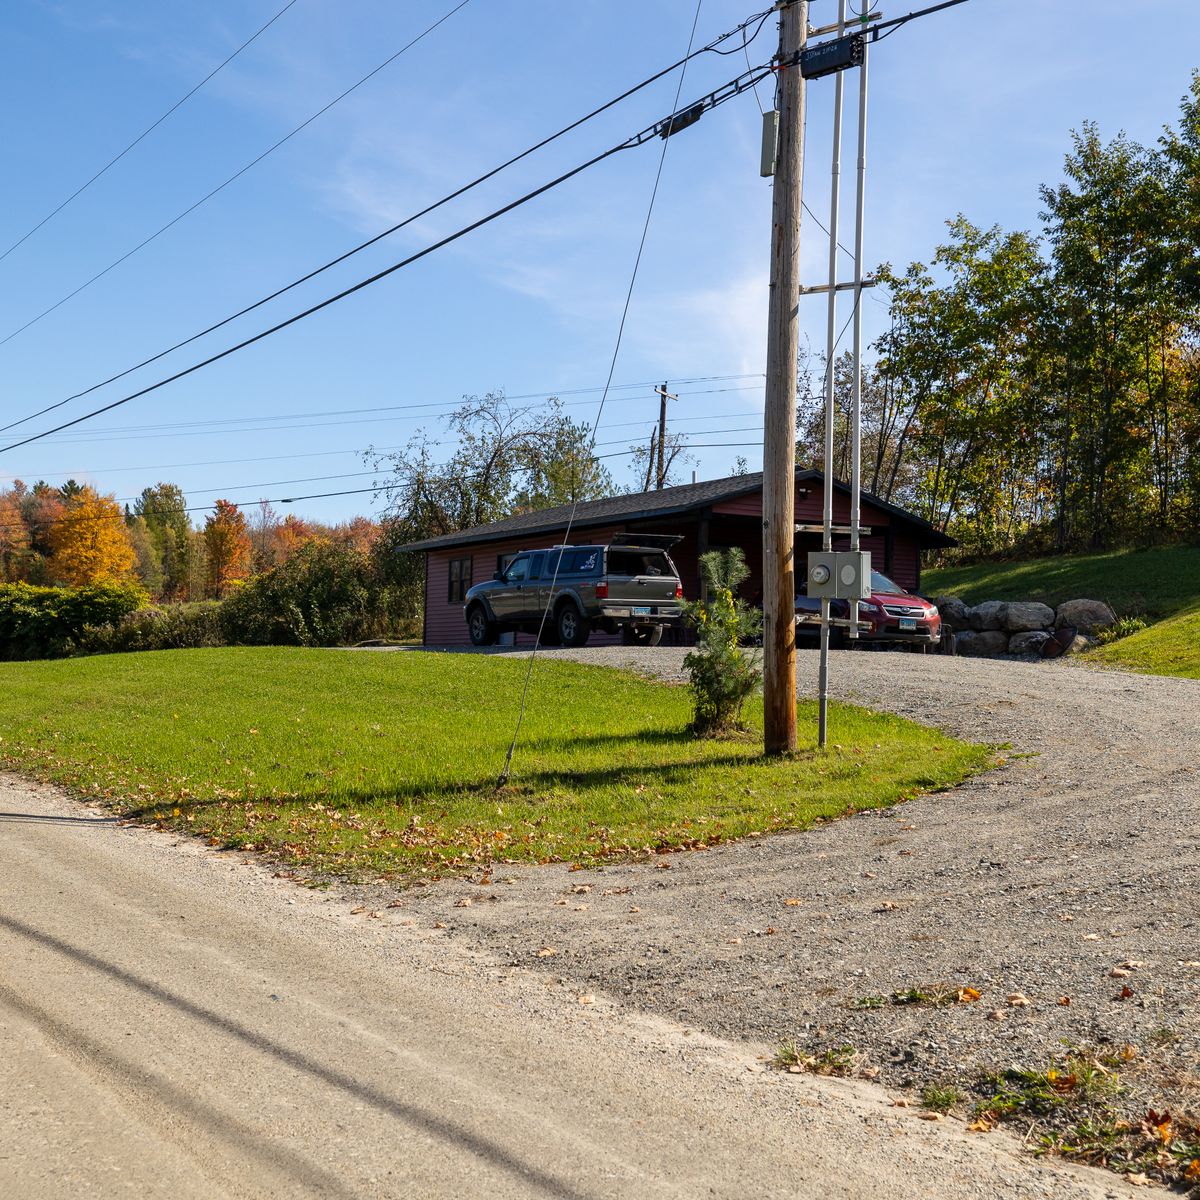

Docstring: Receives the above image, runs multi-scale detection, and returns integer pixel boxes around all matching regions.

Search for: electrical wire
[496,0,706,789]
[0,0,474,351]
[0,9,777,436]
[0,0,301,266]
[0,60,774,458]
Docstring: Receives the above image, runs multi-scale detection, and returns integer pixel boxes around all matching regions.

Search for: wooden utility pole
[762,0,807,755]
[653,382,677,489]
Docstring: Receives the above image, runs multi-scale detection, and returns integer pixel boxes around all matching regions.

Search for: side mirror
[493,571,504,582]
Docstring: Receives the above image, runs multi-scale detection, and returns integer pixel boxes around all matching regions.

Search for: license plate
[899,618,917,631]
[632,606,652,616]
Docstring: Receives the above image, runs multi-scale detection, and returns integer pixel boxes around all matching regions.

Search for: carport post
[762,0,808,755]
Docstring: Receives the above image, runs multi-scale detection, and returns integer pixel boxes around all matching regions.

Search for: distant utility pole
[653,382,677,489]
[762,0,807,755]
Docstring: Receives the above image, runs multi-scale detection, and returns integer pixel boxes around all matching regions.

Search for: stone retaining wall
[933,596,1116,658]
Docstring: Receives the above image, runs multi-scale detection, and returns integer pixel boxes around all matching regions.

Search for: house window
[447,556,472,602]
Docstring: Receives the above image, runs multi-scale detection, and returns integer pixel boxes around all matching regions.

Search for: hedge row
[0,542,411,660]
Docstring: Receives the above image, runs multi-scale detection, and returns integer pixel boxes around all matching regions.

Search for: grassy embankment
[0,647,993,879]
[925,545,1200,679]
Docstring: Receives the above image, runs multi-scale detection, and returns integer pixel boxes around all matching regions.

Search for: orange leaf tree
[203,499,251,596]
[47,486,136,585]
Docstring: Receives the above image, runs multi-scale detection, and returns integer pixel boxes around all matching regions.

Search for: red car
[795,569,942,649]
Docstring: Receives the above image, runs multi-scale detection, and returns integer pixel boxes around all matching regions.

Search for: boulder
[1061,633,1093,656]
[1003,601,1055,633]
[956,629,1009,657]
[1008,630,1051,656]
[1055,598,1116,634]
[933,595,970,630]
[969,600,1007,631]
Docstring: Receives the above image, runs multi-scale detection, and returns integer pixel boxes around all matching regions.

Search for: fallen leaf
[919,1112,943,1122]
[1109,967,1131,978]
[536,947,556,958]
[727,937,743,945]
[433,921,447,929]
[571,884,592,895]
[628,905,641,913]
[601,887,630,896]
[957,986,982,1003]
[1127,1173,1150,1187]
[386,899,404,908]
[1057,995,1071,1006]
[577,994,596,1005]
[1118,984,1134,1000]
[787,1064,803,1074]
[454,897,473,908]
[1082,933,1101,941]
[553,898,568,906]
[986,1009,1006,1022]
[655,862,671,870]
[1007,992,1030,1007]
[860,1066,881,1080]
[573,904,588,912]
[350,905,367,915]
[1119,959,1146,970]
[1058,913,1075,922]
[783,898,803,907]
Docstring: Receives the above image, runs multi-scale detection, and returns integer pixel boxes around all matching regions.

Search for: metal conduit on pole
[817,0,847,751]
[850,15,870,564]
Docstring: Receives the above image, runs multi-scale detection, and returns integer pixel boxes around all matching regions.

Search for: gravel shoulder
[384,648,1200,1136]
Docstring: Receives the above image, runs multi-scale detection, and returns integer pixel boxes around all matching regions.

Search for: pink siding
[424,525,627,647]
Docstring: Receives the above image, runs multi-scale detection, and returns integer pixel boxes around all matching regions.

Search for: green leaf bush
[0,582,146,659]
[683,548,762,735]
[81,602,225,654]
[219,540,403,647]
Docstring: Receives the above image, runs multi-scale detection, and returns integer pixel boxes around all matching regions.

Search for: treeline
[799,74,1200,559]
[0,479,387,600]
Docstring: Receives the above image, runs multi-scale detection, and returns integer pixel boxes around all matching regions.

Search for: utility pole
[762,0,807,755]
[653,382,677,489]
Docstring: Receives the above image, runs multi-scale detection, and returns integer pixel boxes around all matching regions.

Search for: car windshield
[870,570,907,594]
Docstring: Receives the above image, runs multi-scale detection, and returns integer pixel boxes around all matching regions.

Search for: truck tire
[467,604,498,647]
[556,603,590,648]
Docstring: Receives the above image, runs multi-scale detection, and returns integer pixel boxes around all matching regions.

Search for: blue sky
[0,0,1196,525]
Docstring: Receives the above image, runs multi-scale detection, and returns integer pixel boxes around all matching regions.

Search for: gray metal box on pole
[807,550,871,599]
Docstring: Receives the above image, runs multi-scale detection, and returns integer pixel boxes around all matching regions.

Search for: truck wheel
[556,603,590,648]
[621,625,663,647]
[467,605,497,647]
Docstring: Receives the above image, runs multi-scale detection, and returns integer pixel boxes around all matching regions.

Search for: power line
[0,60,775,458]
[0,10,774,436]
[9,381,766,450]
[497,0,708,789]
[0,0,474,351]
[0,0,302,265]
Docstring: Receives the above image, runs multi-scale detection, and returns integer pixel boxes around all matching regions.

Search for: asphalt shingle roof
[398,469,956,553]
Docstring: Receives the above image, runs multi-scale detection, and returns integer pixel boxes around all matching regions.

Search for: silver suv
[464,538,684,648]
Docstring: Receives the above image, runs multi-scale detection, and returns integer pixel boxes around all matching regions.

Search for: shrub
[1095,615,1149,645]
[219,540,402,647]
[683,548,762,735]
[80,602,225,654]
[0,582,145,659]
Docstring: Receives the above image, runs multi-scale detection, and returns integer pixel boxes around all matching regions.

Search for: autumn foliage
[203,500,252,596]
[47,487,136,585]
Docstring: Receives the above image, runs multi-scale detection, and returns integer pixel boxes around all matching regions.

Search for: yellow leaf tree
[47,486,136,585]
[204,499,251,596]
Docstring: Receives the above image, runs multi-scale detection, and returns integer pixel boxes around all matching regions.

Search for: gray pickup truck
[463,537,684,648]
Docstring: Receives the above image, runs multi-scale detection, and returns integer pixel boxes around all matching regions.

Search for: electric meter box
[807,550,871,600]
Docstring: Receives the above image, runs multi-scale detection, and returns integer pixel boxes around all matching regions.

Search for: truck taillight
[595,582,608,599]
[674,585,683,599]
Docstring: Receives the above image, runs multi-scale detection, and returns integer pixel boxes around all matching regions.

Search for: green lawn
[1086,602,1200,679]
[925,545,1200,679]
[924,545,1200,618]
[0,647,994,879]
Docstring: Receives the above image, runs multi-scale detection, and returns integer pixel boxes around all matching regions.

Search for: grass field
[925,545,1200,679]
[1086,602,1200,679]
[924,544,1200,618]
[0,648,993,879]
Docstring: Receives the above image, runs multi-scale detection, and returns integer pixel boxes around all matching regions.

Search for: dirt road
[0,756,1137,1199]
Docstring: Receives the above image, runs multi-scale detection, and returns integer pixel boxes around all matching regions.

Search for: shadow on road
[0,913,589,1200]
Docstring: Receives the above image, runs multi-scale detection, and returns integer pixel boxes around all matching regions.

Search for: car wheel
[467,605,497,647]
[621,624,663,647]
[556,603,590,648]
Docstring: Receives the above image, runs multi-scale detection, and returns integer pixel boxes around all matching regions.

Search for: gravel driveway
[389,648,1200,1125]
